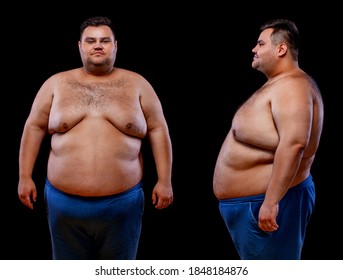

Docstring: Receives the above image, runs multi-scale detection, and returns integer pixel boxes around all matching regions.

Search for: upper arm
[26,76,55,131]
[271,78,313,148]
[139,78,168,132]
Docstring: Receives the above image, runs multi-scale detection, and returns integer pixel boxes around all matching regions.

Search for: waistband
[45,178,143,199]
[219,174,313,204]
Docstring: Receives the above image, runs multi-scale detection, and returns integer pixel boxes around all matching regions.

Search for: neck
[83,65,114,76]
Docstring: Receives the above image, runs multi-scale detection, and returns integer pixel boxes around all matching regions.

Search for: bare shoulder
[114,68,156,94]
[273,70,321,99]
[43,68,81,85]
[286,70,319,90]
[114,68,150,83]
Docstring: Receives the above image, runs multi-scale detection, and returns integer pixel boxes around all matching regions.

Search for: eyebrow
[84,36,113,40]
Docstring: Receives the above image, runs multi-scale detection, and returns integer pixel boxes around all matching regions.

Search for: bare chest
[232,88,279,149]
[48,80,147,137]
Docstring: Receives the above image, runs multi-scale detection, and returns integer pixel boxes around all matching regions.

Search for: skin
[18,25,173,210]
[213,28,324,232]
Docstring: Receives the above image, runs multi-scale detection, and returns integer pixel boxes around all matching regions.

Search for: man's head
[78,16,117,74]
[80,16,116,41]
[260,19,299,61]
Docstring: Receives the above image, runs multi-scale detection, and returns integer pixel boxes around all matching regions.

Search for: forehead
[81,25,114,39]
[258,28,273,42]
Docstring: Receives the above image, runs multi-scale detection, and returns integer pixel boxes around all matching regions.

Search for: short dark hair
[260,19,299,60]
[80,16,116,40]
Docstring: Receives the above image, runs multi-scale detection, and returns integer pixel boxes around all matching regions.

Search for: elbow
[292,142,307,156]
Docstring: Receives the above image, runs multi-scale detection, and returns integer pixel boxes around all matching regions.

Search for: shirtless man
[213,19,324,259]
[18,16,173,260]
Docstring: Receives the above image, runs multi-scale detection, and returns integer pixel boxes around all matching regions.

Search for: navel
[126,123,133,129]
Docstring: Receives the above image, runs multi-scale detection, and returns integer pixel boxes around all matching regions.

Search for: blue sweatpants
[218,175,315,260]
[44,178,144,260]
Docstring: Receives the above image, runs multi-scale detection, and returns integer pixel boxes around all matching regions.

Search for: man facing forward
[18,16,173,260]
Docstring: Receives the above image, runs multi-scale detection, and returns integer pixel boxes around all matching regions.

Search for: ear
[278,43,287,57]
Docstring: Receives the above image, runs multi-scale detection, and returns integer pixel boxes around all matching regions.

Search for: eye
[85,39,96,44]
[101,38,112,43]
[257,40,264,47]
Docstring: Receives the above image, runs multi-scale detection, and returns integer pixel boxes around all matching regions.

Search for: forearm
[19,126,47,179]
[264,144,304,204]
[148,130,173,184]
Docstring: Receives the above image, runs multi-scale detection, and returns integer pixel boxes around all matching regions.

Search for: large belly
[213,131,274,199]
[47,119,143,196]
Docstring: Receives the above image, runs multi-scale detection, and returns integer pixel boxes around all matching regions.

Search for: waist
[45,177,143,200]
[219,174,313,203]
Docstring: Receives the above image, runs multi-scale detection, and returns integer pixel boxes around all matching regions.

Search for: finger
[24,199,34,209]
[155,199,169,209]
[151,193,157,205]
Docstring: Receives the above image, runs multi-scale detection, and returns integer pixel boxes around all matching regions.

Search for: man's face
[251,28,276,72]
[79,25,117,67]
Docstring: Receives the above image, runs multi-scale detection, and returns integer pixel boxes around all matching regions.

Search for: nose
[94,40,103,48]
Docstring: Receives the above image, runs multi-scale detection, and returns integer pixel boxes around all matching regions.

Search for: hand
[151,181,173,209]
[18,178,37,210]
[258,202,279,232]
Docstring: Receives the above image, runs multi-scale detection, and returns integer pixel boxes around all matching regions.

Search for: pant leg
[44,179,144,260]
[218,175,315,260]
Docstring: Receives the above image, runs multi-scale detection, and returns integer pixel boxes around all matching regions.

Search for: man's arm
[258,79,313,231]
[18,79,53,209]
[140,80,173,209]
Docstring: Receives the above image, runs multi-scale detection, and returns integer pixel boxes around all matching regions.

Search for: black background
[4,3,341,260]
